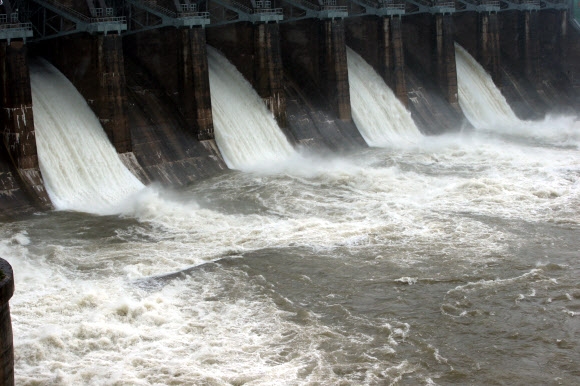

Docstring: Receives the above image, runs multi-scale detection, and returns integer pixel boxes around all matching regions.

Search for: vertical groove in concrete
[254,23,287,128]
[97,35,132,153]
[319,19,351,121]
[0,258,14,386]
[433,14,458,107]
[381,16,407,106]
[477,12,501,84]
[179,28,214,141]
[0,41,51,209]
[520,10,540,82]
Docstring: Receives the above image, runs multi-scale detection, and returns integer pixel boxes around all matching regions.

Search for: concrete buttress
[477,12,501,84]
[0,41,51,209]
[96,35,132,153]
[433,13,458,107]
[179,28,214,141]
[254,23,287,128]
[381,16,407,107]
[320,19,351,120]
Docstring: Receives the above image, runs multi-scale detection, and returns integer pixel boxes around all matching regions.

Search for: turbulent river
[1,50,580,385]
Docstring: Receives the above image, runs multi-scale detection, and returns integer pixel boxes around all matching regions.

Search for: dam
[0,1,579,385]
[0,0,578,218]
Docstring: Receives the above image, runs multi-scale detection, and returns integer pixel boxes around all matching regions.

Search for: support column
[0,258,15,386]
[319,19,351,121]
[380,16,407,106]
[1,41,51,209]
[556,9,568,60]
[432,13,458,106]
[96,35,131,153]
[519,10,539,81]
[179,28,214,141]
[254,23,287,128]
[477,12,501,84]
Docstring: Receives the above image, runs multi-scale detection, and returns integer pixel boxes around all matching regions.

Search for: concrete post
[254,23,287,128]
[96,35,132,153]
[433,13,458,106]
[519,10,540,82]
[477,12,501,84]
[319,19,351,121]
[0,258,14,386]
[0,41,51,209]
[179,28,214,141]
[380,16,407,106]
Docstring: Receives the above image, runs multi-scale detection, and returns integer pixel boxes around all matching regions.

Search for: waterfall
[207,46,296,171]
[31,59,144,214]
[346,47,422,147]
[455,44,520,128]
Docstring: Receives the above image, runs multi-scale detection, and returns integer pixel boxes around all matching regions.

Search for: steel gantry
[0,0,576,42]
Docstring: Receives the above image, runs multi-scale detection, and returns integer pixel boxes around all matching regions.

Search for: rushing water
[455,44,520,129]
[347,47,422,147]
[207,46,296,171]
[30,59,144,214]
[2,54,580,385]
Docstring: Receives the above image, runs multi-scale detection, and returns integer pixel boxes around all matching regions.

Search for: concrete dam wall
[1,0,579,219]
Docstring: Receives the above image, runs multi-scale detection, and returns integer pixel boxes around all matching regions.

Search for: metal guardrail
[254,8,284,15]
[230,0,255,13]
[35,0,127,24]
[140,0,209,19]
[321,5,348,11]
[292,0,321,10]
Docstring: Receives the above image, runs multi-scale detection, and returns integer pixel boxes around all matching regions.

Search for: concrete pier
[0,41,51,209]
[477,12,501,84]
[319,19,351,120]
[178,28,214,140]
[254,23,287,128]
[433,13,458,107]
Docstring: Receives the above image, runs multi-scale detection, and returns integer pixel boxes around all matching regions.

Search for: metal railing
[292,0,321,11]
[139,0,209,19]
[35,0,126,24]
[511,0,540,5]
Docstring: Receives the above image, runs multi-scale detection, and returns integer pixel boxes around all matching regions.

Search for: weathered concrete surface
[124,56,226,186]
[178,28,214,140]
[403,14,465,134]
[0,145,40,221]
[345,15,408,106]
[280,19,366,150]
[0,41,51,214]
[498,10,580,119]
[125,27,214,142]
[0,258,14,386]
[37,34,132,153]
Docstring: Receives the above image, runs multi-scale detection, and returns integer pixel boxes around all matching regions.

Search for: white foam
[455,43,520,129]
[207,46,296,171]
[347,47,422,147]
[31,59,144,214]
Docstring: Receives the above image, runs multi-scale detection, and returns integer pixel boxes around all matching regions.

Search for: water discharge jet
[207,46,296,171]
[30,59,144,214]
[346,47,421,148]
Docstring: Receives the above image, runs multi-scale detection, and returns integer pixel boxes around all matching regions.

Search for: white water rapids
[455,43,520,128]
[207,46,296,171]
[347,47,422,147]
[2,50,579,385]
[30,59,144,214]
